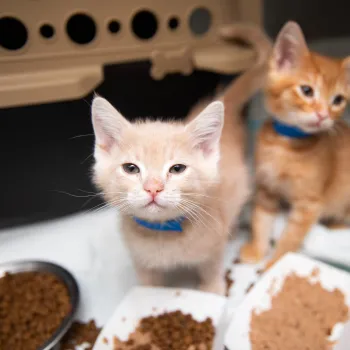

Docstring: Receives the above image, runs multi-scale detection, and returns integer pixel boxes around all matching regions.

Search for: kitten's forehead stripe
[310,54,345,89]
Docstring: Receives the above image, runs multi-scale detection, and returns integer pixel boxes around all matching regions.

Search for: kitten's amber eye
[333,94,345,106]
[300,85,314,97]
[169,164,187,174]
[122,163,140,174]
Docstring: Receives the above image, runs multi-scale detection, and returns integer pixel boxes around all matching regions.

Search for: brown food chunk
[60,320,101,349]
[269,238,276,247]
[246,282,255,294]
[113,311,215,350]
[256,269,263,276]
[225,269,234,297]
[250,274,349,350]
[0,271,71,350]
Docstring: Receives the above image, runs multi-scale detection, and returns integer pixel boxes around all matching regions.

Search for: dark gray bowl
[0,260,79,350]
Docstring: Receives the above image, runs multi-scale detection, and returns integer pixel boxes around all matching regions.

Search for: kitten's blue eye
[300,85,314,97]
[169,164,187,174]
[122,163,140,174]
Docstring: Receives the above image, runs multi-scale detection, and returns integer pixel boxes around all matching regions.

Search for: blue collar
[133,216,186,232]
[272,119,312,139]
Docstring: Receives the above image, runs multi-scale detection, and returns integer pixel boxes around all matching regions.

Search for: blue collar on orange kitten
[272,119,312,139]
[133,217,186,232]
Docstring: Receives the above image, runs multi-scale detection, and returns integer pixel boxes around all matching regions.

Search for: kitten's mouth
[306,120,325,130]
[307,121,321,128]
[145,200,164,208]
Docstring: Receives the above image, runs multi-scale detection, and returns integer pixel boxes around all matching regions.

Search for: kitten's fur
[91,24,271,294]
[240,22,350,268]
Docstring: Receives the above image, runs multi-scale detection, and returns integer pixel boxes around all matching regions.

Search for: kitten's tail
[219,23,272,114]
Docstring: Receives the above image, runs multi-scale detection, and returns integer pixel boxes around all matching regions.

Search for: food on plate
[112,310,215,350]
[250,273,349,350]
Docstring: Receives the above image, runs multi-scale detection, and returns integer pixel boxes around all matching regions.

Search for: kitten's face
[266,21,350,133]
[91,97,224,221]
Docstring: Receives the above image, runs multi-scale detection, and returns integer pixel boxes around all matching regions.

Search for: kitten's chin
[131,206,183,222]
[299,122,334,134]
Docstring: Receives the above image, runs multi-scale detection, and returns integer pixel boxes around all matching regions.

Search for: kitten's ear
[91,96,130,152]
[342,56,350,88]
[272,21,308,71]
[186,101,224,156]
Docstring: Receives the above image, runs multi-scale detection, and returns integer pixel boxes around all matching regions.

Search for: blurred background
[1,0,350,229]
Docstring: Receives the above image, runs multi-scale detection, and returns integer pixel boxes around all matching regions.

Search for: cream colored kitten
[91,24,271,295]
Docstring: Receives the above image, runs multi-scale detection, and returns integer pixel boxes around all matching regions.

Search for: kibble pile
[113,311,215,350]
[0,271,71,350]
[60,320,101,350]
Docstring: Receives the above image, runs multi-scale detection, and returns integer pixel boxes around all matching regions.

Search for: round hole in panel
[189,7,212,36]
[168,17,179,31]
[40,24,55,39]
[108,20,121,34]
[0,16,28,50]
[132,10,158,40]
[66,13,97,45]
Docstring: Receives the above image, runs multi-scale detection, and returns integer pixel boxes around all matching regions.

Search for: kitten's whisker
[81,153,93,164]
[52,190,99,198]
[182,198,219,222]
[180,200,221,236]
[179,204,204,228]
[175,203,197,227]
[181,199,223,236]
[88,202,111,213]
[77,189,102,195]
[70,133,94,140]
[88,197,127,213]
[81,196,99,209]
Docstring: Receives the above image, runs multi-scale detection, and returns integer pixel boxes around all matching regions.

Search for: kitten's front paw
[199,279,225,296]
[240,243,265,263]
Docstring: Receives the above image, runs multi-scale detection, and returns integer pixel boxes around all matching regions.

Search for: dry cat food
[250,273,349,350]
[113,310,215,350]
[60,320,101,349]
[0,271,71,350]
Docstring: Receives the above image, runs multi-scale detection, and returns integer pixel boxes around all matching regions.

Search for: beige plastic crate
[0,0,262,108]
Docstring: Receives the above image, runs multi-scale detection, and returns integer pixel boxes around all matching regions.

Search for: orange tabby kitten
[240,21,350,268]
[91,24,271,294]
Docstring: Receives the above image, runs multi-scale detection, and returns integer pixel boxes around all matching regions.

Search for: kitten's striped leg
[322,219,349,230]
[240,186,278,263]
[322,209,350,229]
[267,198,321,269]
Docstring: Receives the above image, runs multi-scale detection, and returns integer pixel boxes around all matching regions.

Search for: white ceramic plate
[224,253,350,350]
[93,286,226,350]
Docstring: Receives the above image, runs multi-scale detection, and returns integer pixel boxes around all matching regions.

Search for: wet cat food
[113,310,215,350]
[250,274,349,350]
[0,271,71,350]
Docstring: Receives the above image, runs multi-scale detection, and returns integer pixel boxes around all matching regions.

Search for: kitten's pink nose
[316,112,328,121]
[144,179,164,198]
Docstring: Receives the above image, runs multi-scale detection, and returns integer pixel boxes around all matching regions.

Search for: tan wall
[0,0,262,108]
